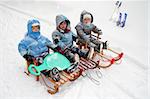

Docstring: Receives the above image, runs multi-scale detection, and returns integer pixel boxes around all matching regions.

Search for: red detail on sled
[114,52,124,61]
[111,58,115,64]
[119,53,123,59]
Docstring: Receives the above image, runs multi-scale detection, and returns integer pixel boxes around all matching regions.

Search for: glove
[98,29,102,35]
[54,38,59,44]
[23,54,34,61]
[72,35,77,42]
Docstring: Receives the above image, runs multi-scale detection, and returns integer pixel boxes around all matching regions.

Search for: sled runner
[25,51,102,94]
[40,68,82,94]
[77,33,124,68]
[25,52,89,94]
[44,57,100,94]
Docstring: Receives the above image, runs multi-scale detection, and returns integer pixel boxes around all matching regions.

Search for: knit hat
[83,14,92,20]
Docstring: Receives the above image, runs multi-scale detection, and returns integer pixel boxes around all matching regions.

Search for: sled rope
[95,68,103,79]
[85,71,101,85]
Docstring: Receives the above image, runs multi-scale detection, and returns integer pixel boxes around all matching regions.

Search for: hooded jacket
[75,10,102,40]
[52,15,76,50]
[18,19,54,58]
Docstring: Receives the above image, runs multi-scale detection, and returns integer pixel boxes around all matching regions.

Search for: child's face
[59,21,67,30]
[32,25,40,32]
[83,18,91,25]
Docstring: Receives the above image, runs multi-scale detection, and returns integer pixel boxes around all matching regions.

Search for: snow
[0,0,149,99]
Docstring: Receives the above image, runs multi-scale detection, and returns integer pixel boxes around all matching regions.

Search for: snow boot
[49,67,60,82]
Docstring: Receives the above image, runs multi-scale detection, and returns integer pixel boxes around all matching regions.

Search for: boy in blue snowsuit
[52,15,88,73]
[18,19,60,81]
[75,10,108,56]
[18,19,57,63]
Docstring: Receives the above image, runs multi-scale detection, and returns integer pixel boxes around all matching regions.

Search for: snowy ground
[0,0,149,99]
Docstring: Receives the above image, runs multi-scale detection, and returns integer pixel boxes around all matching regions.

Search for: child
[18,19,59,81]
[52,15,88,73]
[75,10,108,55]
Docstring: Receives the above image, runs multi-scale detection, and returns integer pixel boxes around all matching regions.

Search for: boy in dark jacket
[75,10,108,58]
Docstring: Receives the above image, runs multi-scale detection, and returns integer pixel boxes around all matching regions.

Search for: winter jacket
[18,19,55,58]
[52,15,77,50]
[75,10,102,42]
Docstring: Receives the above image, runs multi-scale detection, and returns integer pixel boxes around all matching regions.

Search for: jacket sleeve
[45,37,57,49]
[75,25,90,42]
[72,31,78,42]
[92,24,102,35]
[18,40,28,57]
[75,24,87,38]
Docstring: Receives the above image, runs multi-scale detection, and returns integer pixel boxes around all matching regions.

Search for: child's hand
[54,39,59,43]
[23,54,34,61]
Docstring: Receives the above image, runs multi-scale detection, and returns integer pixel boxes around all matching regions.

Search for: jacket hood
[56,14,71,31]
[27,19,41,39]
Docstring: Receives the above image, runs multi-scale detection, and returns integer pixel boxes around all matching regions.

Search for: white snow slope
[0,0,149,99]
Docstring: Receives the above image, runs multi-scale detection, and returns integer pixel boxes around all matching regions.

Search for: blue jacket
[52,15,76,50]
[18,19,54,58]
